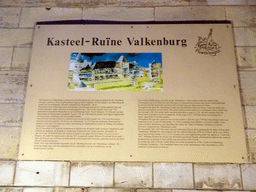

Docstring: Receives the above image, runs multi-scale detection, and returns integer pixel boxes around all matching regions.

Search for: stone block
[83,7,154,21]
[115,162,152,188]
[241,164,256,190]
[234,28,256,46]
[246,129,256,162]
[0,127,20,159]
[0,71,27,103]
[0,0,120,7]
[0,8,21,28]
[20,8,82,28]
[207,0,246,5]
[88,189,134,192]
[248,0,256,5]
[154,163,193,188]
[12,48,31,70]
[226,6,256,27]
[155,6,225,21]
[236,47,256,69]
[194,164,242,189]
[0,104,23,126]
[173,190,216,192]
[138,190,172,192]
[23,188,53,192]
[222,191,250,192]
[0,161,16,185]
[0,188,23,192]
[189,0,207,5]
[15,161,70,186]
[55,188,83,192]
[121,0,189,6]
[239,71,256,105]
[70,162,113,187]
[245,106,256,128]
[0,48,13,70]
[0,29,33,47]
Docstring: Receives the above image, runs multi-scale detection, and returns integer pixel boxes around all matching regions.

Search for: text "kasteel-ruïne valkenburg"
[46,37,188,47]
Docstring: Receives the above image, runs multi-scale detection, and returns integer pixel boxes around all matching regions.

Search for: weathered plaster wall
[0,0,256,191]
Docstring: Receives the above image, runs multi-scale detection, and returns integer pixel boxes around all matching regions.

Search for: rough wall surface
[0,0,256,191]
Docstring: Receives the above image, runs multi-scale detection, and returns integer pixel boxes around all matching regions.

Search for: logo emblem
[195,29,221,56]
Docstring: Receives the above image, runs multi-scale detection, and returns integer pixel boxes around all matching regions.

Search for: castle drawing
[68,53,163,91]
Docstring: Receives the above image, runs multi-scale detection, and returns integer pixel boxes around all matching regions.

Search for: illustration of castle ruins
[70,54,161,84]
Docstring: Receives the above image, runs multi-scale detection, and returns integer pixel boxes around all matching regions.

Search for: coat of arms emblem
[195,29,221,56]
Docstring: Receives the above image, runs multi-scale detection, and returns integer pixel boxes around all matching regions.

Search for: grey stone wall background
[0,0,256,191]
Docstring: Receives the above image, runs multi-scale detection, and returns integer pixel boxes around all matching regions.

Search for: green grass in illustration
[86,83,95,88]
[94,76,162,91]
[135,77,152,88]
[68,83,78,89]
[95,81,132,90]
[150,89,162,92]
[111,87,144,91]
[153,81,163,88]
[69,71,163,91]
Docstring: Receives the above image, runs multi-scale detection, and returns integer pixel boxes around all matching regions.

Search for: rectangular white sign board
[19,21,248,162]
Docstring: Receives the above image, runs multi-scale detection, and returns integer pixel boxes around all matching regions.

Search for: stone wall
[0,0,256,191]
